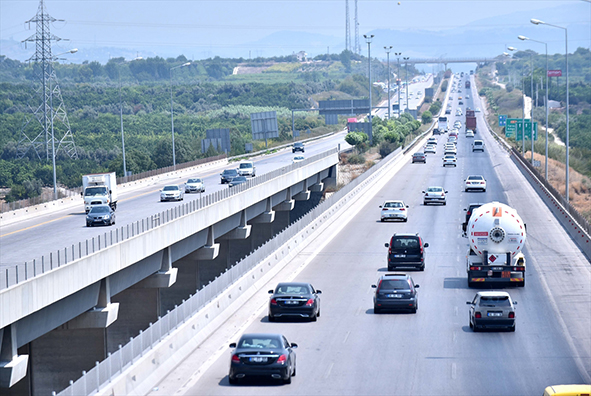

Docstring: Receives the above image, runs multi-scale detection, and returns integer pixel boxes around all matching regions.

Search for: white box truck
[82,172,118,213]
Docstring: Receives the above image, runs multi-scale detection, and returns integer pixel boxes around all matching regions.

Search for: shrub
[379,141,397,158]
[421,110,433,124]
[347,153,365,164]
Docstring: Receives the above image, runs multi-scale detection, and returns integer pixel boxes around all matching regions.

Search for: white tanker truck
[466,202,526,287]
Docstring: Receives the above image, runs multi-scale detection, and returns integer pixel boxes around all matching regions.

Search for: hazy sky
[1,0,589,60]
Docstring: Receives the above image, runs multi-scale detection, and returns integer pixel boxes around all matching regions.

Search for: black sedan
[268,282,321,322]
[220,168,238,184]
[86,204,115,227]
[228,333,297,384]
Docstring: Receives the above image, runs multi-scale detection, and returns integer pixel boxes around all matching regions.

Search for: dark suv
[293,142,305,153]
[384,233,429,271]
[372,274,420,313]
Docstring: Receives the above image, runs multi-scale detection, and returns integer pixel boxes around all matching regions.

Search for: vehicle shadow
[218,376,284,387]
[443,277,472,289]
[70,212,86,216]
[461,325,472,333]
[260,316,313,324]
[365,308,416,315]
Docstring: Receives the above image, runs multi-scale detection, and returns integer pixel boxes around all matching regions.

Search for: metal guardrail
[510,147,591,235]
[0,148,338,291]
[54,142,406,396]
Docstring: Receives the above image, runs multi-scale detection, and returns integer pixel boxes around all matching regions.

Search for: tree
[345,131,368,146]
[340,50,352,73]
[421,110,433,124]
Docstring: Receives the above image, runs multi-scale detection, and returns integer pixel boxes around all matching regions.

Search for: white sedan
[464,175,487,192]
[466,130,475,137]
[160,185,184,202]
[185,178,205,193]
[379,200,409,222]
[442,154,457,167]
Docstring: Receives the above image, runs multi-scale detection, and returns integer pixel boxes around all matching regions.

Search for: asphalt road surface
[148,74,590,396]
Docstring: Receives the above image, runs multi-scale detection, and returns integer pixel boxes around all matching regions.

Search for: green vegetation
[0,51,400,202]
[421,110,433,124]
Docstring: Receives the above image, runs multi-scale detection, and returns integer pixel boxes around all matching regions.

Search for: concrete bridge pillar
[25,278,118,396]
[107,247,180,353]
[0,324,28,390]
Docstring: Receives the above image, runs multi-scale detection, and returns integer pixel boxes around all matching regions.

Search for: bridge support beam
[323,165,338,190]
[250,198,275,224]
[133,246,178,289]
[194,226,219,261]
[67,278,119,329]
[0,325,28,389]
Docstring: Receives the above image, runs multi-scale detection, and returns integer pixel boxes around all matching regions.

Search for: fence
[0,154,227,214]
[0,148,337,291]
[55,117,432,396]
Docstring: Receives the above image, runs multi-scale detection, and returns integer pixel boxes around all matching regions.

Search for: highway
[374,74,433,120]
[0,132,349,270]
[147,74,591,395]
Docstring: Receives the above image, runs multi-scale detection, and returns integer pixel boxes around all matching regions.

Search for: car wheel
[518,279,525,287]
[403,218,408,222]
[419,264,425,271]
[380,218,384,222]
[469,319,474,329]
[229,377,238,385]
[509,325,516,332]
[468,281,475,288]
[374,305,381,314]
[311,312,317,322]
[268,314,275,322]
[473,325,480,332]
[86,223,91,227]
[292,365,296,377]
[443,202,447,206]
[284,372,292,384]
[316,308,320,318]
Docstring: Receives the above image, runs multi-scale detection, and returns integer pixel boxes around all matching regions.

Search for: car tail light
[382,208,388,211]
[480,182,485,184]
[270,298,277,305]
[475,312,482,319]
[419,238,424,254]
[232,354,241,363]
[470,266,482,271]
[277,354,287,364]
[508,312,515,318]
[305,299,314,307]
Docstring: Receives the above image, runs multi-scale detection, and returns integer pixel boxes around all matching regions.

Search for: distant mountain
[1,2,586,64]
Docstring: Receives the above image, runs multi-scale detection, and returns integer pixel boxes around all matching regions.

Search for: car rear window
[480,296,511,307]
[384,202,403,208]
[275,285,309,294]
[239,337,281,349]
[391,236,420,249]
[379,280,410,290]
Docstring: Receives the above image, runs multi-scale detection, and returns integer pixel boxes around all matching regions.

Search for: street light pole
[117,56,143,178]
[395,53,401,117]
[532,19,569,201]
[364,34,374,145]
[404,57,410,115]
[169,62,191,170]
[508,46,525,153]
[519,35,549,178]
[384,46,392,120]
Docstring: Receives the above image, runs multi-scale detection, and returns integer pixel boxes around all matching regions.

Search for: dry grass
[526,151,591,219]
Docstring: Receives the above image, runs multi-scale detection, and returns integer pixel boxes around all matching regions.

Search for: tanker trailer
[466,202,526,287]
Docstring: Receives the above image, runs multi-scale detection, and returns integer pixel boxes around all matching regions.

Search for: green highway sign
[506,119,537,141]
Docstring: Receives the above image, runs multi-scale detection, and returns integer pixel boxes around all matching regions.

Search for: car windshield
[427,187,443,192]
[163,186,178,191]
[294,143,303,147]
[84,187,107,196]
[275,285,310,295]
[187,179,202,183]
[384,202,403,208]
[238,337,281,349]
[379,280,411,290]
[480,296,511,307]
[239,163,252,169]
[89,206,109,214]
